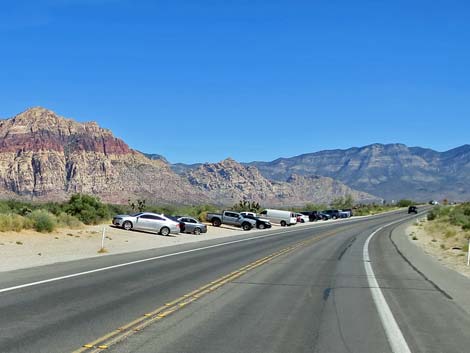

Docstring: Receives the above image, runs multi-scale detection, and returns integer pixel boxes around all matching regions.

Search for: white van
[259,209,297,227]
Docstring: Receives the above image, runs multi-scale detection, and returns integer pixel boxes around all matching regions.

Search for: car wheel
[193,227,201,235]
[123,221,132,230]
[301,219,305,223]
[160,227,170,236]
[242,222,251,231]
[280,220,287,227]
[212,219,221,227]
[258,223,265,230]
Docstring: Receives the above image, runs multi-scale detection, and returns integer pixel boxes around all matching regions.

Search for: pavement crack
[337,236,357,261]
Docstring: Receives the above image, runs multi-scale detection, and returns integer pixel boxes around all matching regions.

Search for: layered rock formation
[186,158,379,206]
[0,107,208,204]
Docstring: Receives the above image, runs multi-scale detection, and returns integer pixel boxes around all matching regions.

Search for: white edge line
[0,223,327,294]
[363,219,412,353]
[0,209,407,295]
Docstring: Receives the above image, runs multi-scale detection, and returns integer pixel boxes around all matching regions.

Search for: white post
[467,238,470,267]
[101,227,106,250]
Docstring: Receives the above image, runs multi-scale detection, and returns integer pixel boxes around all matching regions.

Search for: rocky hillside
[0,107,376,206]
[186,158,379,206]
[247,143,470,201]
[0,107,208,204]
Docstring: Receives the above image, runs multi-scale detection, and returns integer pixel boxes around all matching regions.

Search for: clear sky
[0,0,469,164]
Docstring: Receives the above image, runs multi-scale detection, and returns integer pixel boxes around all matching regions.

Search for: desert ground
[406,217,470,279]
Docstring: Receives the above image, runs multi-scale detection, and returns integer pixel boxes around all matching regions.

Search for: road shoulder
[391,221,470,315]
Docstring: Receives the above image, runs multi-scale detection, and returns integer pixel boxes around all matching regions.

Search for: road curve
[1,209,469,353]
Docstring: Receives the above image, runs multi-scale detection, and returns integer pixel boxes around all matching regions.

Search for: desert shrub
[198,211,209,222]
[0,214,32,232]
[57,212,83,228]
[397,199,414,207]
[64,194,109,225]
[28,210,57,232]
[427,209,437,221]
[107,203,131,216]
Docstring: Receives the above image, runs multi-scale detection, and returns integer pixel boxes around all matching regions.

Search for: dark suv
[408,206,418,214]
[322,209,341,219]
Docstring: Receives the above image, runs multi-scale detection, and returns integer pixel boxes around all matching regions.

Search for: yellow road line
[72,228,340,353]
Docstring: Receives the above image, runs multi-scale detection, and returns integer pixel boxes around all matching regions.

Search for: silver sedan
[177,217,208,235]
[112,212,180,236]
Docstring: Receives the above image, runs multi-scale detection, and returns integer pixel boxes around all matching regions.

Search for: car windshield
[130,213,143,217]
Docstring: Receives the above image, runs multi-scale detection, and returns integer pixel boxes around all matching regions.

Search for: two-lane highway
[1,209,469,353]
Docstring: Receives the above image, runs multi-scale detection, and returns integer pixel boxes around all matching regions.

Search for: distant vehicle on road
[177,217,208,235]
[112,212,180,236]
[408,206,418,214]
[239,213,272,229]
[206,211,256,231]
[322,209,342,219]
[259,209,297,227]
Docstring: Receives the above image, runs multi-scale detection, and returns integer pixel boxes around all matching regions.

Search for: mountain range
[245,144,470,201]
[0,107,467,205]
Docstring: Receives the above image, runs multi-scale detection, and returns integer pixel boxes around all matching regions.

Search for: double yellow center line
[73,228,340,352]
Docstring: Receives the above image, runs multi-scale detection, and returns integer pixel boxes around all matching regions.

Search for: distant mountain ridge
[0,107,377,206]
[246,143,470,201]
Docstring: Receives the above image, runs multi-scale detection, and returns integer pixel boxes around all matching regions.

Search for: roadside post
[98,227,107,253]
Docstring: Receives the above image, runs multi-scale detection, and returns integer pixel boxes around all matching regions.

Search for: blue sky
[0,0,469,164]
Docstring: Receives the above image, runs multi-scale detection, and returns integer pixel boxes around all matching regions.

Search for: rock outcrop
[0,107,208,204]
[186,158,379,206]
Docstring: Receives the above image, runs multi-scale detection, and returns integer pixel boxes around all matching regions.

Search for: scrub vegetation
[423,204,470,252]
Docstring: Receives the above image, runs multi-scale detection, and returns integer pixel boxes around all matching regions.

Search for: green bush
[28,210,57,233]
[64,194,109,225]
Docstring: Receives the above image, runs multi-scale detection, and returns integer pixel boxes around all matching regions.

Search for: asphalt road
[1,209,469,353]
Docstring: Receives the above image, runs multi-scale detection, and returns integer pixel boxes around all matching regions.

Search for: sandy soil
[0,222,293,273]
[406,218,470,279]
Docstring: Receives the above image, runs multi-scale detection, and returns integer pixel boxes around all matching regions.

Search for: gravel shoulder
[405,218,470,279]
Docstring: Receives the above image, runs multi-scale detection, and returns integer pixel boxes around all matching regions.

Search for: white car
[112,212,180,236]
[295,213,310,223]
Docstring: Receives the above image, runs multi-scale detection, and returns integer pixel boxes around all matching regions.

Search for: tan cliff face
[0,107,208,204]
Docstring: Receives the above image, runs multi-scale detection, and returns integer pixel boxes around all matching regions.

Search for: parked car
[295,213,309,223]
[408,206,418,214]
[259,209,297,226]
[300,211,323,221]
[112,212,180,236]
[239,213,272,229]
[318,212,331,220]
[341,208,353,217]
[206,211,256,231]
[322,209,342,219]
[176,216,207,235]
